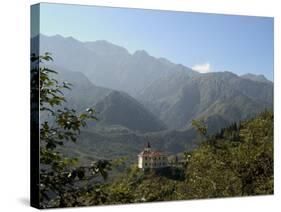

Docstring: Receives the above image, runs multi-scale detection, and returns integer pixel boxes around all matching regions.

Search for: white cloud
[192,62,211,73]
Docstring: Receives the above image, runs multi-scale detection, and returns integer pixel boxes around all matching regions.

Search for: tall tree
[31,53,111,208]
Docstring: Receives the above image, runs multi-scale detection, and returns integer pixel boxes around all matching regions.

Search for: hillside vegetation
[97,111,273,204]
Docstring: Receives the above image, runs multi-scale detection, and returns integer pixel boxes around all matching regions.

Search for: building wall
[138,154,168,169]
[138,156,143,168]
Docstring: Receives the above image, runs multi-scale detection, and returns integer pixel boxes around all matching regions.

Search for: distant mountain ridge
[241,73,272,84]
[35,34,273,132]
[47,65,166,133]
[138,70,272,130]
[34,34,273,164]
[93,90,166,132]
[36,34,199,97]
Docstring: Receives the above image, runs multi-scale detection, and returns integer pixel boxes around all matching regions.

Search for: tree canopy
[32,53,112,208]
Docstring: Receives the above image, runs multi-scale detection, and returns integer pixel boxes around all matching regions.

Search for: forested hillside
[99,110,273,204]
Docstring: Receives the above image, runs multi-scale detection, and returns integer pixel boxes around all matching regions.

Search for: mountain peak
[66,36,77,41]
[41,34,82,45]
[95,90,166,132]
[241,73,271,83]
[223,71,238,77]
[84,40,129,56]
[52,34,64,39]
[133,50,149,57]
[92,40,115,46]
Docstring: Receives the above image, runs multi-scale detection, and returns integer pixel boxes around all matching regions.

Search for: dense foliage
[102,110,273,203]
[32,53,112,208]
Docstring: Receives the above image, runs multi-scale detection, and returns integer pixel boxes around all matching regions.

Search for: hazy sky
[38,3,274,80]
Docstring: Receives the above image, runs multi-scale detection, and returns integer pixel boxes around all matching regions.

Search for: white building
[138,142,168,169]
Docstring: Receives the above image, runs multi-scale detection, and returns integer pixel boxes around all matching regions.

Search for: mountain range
[34,34,273,163]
